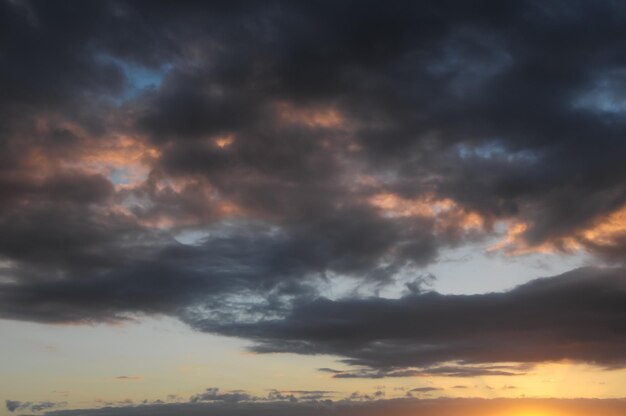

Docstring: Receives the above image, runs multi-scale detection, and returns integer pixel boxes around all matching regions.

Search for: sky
[1,0,626,415]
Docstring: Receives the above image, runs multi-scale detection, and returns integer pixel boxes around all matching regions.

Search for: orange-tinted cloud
[369,192,484,235]
[276,102,347,129]
[488,204,626,258]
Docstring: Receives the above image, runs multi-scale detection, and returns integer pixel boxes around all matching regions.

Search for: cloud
[326,364,528,379]
[190,388,254,404]
[3,0,626,383]
[191,267,626,374]
[6,400,66,413]
[5,401,20,413]
[184,387,335,405]
[266,390,335,403]
[408,388,442,393]
[406,387,442,397]
[2,1,626,242]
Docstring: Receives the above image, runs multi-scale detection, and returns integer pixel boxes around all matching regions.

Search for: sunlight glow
[505,407,565,416]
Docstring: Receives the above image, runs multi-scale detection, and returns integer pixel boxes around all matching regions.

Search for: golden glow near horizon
[1,317,625,416]
[503,407,565,416]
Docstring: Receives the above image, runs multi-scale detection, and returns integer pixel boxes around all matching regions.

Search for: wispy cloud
[114,375,144,381]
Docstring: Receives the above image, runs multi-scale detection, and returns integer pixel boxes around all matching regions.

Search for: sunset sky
[1,1,626,415]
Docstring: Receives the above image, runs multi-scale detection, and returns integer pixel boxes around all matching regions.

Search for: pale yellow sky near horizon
[2,314,625,416]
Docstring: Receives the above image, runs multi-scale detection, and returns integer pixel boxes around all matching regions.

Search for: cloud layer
[2,0,626,378]
[191,267,626,373]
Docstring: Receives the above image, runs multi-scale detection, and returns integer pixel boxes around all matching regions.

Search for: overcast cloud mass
[1,0,626,383]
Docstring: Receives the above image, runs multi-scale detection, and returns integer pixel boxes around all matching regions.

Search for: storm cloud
[190,267,626,373]
[2,0,626,380]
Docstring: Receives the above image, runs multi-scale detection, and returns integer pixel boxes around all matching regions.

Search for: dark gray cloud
[267,390,335,402]
[191,267,626,373]
[408,387,441,393]
[327,364,528,379]
[1,0,626,253]
[190,388,254,404]
[6,400,66,413]
[130,0,626,256]
[2,0,626,381]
